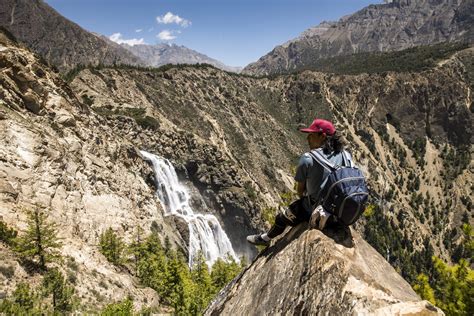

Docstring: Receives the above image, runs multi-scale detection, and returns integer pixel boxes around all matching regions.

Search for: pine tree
[41,268,75,313]
[190,252,213,314]
[166,250,193,315]
[413,273,436,305]
[16,207,62,269]
[132,234,168,295]
[431,256,474,315]
[99,228,125,265]
[211,255,242,290]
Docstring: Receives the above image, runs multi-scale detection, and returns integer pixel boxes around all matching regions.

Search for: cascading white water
[140,150,238,267]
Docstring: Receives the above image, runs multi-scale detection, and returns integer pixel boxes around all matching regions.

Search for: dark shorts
[286,198,312,225]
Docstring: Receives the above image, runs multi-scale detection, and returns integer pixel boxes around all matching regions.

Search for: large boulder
[205,224,443,315]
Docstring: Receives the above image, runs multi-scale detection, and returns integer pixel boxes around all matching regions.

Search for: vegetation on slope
[296,42,470,75]
[364,204,473,315]
[99,228,246,315]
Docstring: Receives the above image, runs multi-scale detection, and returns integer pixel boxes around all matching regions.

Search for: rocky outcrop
[244,0,474,75]
[0,0,143,72]
[206,224,443,315]
[121,43,242,73]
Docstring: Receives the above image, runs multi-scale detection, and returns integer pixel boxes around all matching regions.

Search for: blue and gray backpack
[309,150,369,226]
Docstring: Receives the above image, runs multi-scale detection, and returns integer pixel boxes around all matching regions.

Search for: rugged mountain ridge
[205,224,443,315]
[121,43,242,73]
[0,0,143,72]
[244,0,474,75]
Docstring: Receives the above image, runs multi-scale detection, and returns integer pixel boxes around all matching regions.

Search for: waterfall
[140,150,238,267]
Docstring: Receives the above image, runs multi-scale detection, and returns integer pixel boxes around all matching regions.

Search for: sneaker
[246,234,270,246]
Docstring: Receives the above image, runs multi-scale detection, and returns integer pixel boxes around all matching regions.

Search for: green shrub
[135,115,160,130]
[100,297,134,316]
[0,220,17,246]
[0,265,15,278]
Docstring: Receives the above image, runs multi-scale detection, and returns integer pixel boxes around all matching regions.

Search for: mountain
[0,0,143,72]
[205,224,443,315]
[0,24,472,313]
[244,0,474,75]
[120,43,242,73]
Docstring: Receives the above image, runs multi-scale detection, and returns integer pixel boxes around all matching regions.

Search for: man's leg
[247,198,307,245]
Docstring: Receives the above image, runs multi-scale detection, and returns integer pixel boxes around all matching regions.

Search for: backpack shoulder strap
[342,150,356,168]
[308,150,336,172]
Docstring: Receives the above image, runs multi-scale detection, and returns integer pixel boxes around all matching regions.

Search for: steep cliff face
[0,0,143,72]
[244,0,474,75]
[205,224,443,315]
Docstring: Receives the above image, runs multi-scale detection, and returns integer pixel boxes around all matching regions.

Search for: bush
[135,115,160,130]
[100,298,134,316]
[0,220,17,247]
[0,265,15,278]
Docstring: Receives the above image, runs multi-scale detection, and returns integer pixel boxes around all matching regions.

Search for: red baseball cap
[300,119,336,135]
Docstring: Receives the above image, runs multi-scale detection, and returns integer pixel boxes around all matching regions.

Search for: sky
[45,0,382,68]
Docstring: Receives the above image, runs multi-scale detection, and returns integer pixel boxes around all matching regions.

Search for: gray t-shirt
[294,148,352,206]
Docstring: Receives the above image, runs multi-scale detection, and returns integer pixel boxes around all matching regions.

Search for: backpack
[309,150,369,226]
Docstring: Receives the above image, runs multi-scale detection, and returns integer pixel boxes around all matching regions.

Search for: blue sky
[45,0,382,67]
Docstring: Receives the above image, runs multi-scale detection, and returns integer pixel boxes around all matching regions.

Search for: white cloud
[156,12,191,27]
[157,30,176,41]
[109,33,145,46]
[135,29,143,33]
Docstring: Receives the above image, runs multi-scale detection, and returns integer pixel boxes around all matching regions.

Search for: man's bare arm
[296,181,305,198]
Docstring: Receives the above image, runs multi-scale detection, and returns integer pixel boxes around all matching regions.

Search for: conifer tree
[190,252,213,314]
[16,207,62,269]
[413,273,436,305]
[132,234,168,295]
[211,254,242,290]
[166,250,193,315]
[99,228,125,265]
[41,268,75,313]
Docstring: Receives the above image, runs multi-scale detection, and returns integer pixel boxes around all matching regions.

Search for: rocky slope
[0,31,184,312]
[0,0,143,72]
[205,224,443,315]
[244,0,474,75]
[122,43,242,73]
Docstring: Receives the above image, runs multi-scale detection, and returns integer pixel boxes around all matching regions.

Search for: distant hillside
[0,0,143,72]
[283,42,470,76]
[244,0,474,75]
[121,43,242,73]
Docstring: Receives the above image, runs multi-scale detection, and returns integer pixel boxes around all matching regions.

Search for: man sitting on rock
[247,118,353,246]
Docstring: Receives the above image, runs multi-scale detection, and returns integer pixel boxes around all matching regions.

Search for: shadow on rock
[260,222,354,262]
